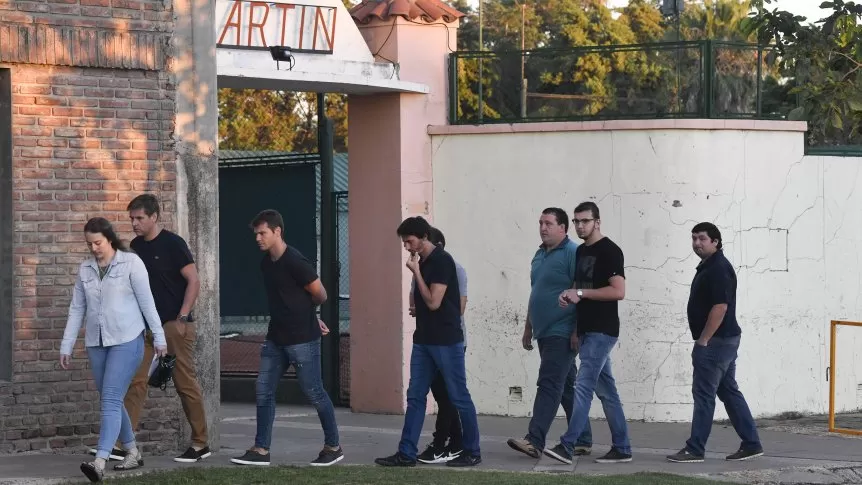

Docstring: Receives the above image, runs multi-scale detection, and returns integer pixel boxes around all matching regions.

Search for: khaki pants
[123,321,209,447]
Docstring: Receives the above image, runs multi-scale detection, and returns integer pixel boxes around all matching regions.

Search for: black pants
[429,369,463,450]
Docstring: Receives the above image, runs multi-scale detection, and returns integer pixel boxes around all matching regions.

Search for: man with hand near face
[375,216,481,468]
[666,222,763,463]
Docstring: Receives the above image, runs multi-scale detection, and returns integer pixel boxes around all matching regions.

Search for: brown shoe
[506,438,539,459]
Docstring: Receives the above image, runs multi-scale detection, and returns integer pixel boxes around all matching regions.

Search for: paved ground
[1,403,861,485]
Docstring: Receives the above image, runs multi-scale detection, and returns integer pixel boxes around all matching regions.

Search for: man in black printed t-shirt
[544,202,633,466]
[230,210,343,468]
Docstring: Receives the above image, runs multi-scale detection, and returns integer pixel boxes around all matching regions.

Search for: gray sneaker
[80,461,104,483]
[113,449,144,471]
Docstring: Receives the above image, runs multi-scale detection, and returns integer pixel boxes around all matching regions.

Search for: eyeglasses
[573,218,595,226]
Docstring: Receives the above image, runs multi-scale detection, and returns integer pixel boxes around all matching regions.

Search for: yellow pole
[829,320,836,432]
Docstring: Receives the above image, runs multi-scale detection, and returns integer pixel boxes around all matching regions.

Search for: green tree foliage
[218,90,348,153]
[451,0,801,123]
[749,0,862,146]
[219,0,861,149]
[218,89,298,151]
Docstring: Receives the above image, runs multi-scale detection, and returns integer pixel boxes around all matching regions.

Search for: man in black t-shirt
[544,202,633,465]
[666,223,762,463]
[230,210,343,468]
[374,217,481,468]
[114,194,210,465]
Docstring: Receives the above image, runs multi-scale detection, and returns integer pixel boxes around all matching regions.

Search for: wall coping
[428,119,808,136]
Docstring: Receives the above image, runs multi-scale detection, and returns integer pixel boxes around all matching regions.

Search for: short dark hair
[127,194,160,219]
[428,226,446,249]
[84,217,127,251]
[573,201,600,220]
[250,209,284,237]
[541,207,569,232]
[692,222,722,250]
[396,216,432,240]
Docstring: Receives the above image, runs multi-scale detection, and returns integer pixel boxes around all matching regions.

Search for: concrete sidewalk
[1,403,861,484]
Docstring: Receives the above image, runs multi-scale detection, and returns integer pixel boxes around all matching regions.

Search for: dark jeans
[560,333,631,455]
[526,336,592,450]
[430,370,463,450]
[398,342,480,460]
[255,339,340,449]
[686,335,761,456]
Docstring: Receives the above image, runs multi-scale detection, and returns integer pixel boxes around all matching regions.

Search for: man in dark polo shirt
[230,209,343,467]
[375,216,481,468]
[667,222,763,463]
[117,194,210,463]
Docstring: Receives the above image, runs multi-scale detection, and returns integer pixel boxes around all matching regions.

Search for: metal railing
[449,40,784,125]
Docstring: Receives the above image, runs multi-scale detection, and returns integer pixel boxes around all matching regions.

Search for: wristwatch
[576,289,584,298]
[179,314,190,323]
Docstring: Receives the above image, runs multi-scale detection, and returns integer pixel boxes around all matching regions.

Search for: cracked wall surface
[431,128,862,422]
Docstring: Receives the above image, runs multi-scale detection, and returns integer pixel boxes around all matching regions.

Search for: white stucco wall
[430,123,862,422]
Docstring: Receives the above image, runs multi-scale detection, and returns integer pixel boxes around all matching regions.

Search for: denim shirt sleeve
[60,266,88,356]
[129,254,168,349]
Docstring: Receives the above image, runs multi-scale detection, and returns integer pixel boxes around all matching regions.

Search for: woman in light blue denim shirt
[60,217,167,483]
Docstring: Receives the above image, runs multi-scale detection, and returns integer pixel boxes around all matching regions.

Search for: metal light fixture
[269,46,295,71]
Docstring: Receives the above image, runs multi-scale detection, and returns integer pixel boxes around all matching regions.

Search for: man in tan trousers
[89,194,210,463]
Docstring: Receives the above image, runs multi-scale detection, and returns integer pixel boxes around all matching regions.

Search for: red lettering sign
[217,0,337,53]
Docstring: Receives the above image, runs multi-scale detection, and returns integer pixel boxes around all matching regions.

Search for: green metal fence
[449,40,784,125]
[334,191,350,403]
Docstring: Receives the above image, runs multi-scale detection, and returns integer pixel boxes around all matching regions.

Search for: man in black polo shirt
[230,209,343,467]
[667,222,763,463]
[375,216,481,468]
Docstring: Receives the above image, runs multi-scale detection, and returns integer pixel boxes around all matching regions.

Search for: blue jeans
[398,343,480,460]
[560,332,631,455]
[87,333,144,460]
[526,336,592,450]
[255,339,339,449]
[686,335,761,456]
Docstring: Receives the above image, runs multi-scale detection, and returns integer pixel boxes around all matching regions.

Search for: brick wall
[0,0,184,454]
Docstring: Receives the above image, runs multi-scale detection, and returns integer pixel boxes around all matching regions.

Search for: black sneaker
[374,452,417,467]
[230,449,271,466]
[506,438,539,459]
[543,443,573,465]
[88,448,126,461]
[667,448,704,463]
[595,447,633,463]
[175,446,212,463]
[726,447,764,461]
[446,453,481,467]
[445,446,463,462]
[311,446,344,467]
[417,442,449,464]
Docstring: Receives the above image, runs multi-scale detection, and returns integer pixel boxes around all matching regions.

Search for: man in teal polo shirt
[506,207,592,458]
